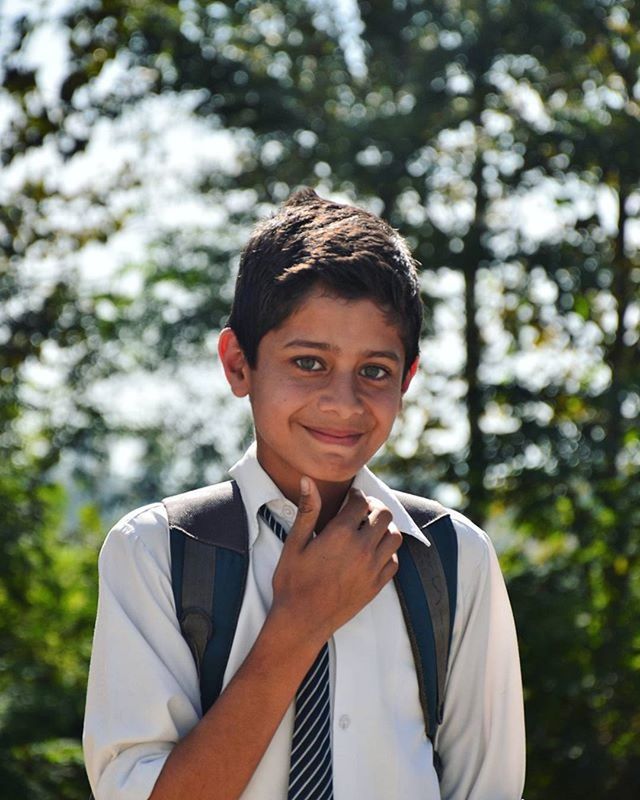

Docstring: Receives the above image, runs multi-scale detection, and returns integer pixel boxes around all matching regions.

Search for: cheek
[365,384,403,413]
[252,375,314,414]
[380,399,402,429]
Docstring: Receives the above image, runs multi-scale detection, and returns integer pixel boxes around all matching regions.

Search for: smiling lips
[303,426,365,446]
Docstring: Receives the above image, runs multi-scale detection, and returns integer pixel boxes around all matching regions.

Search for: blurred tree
[0,478,100,799]
[494,3,640,792]
[0,351,101,799]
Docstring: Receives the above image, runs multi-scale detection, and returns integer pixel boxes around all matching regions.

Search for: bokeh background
[1,0,639,797]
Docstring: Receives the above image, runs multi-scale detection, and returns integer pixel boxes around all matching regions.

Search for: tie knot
[258,504,288,543]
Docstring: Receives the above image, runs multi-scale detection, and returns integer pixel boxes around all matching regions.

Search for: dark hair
[228,188,422,376]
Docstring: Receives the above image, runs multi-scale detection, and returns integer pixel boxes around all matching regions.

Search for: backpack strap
[163,480,249,714]
[393,490,458,779]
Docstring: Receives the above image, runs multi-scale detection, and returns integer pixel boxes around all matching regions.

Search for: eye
[294,356,323,371]
[360,364,390,380]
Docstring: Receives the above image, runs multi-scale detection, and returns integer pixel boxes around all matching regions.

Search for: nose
[317,371,364,417]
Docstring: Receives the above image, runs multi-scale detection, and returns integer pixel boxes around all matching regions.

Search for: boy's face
[219,287,417,502]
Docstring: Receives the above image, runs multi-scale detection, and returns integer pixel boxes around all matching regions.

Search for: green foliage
[500,473,640,795]
[0,469,99,798]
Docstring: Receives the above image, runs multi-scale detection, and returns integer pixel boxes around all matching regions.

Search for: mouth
[303,426,365,447]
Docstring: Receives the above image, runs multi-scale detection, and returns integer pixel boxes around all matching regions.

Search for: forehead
[268,287,405,353]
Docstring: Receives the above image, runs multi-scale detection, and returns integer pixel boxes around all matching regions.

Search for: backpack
[163,480,458,780]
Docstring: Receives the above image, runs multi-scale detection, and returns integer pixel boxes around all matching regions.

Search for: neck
[268,471,353,532]
[313,478,353,532]
[252,444,356,531]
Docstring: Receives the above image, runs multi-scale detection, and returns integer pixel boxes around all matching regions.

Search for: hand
[270,476,403,646]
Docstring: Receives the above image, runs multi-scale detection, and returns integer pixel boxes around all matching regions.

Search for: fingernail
[300,476,310,494]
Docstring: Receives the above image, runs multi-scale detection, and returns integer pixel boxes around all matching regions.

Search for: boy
[84,188,525,799]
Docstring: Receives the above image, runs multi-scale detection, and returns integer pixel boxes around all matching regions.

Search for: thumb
[286,476,321,550]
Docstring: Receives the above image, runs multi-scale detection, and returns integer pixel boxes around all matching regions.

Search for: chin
[307,458,367,485]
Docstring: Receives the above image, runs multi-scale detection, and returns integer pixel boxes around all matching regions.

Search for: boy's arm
[85,478,401,800]
[435,514,526,800]
[148,600,321,800]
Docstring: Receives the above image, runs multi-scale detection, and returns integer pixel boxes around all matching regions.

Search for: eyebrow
[283,339,401,362]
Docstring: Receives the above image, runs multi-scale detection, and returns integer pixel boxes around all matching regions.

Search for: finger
[375,528,403,562]
[365,506,394,540]
[338,488,370,526]
[357,497,393,541]
[286,476,321,551]
[376,551,400,589]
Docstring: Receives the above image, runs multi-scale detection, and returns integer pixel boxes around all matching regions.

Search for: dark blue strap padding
[200,547,248,714]
[427,515,458,649]
[165,481,249,715]
[169,532,249,714]
[395,540,440,738]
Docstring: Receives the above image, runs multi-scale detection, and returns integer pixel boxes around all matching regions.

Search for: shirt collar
[228,442,429,549]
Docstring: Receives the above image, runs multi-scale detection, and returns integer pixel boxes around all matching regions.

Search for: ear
[401,357,419,395]
[218,327,251,397]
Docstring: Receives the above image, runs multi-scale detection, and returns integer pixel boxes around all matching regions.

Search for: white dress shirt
[83,444,525,799]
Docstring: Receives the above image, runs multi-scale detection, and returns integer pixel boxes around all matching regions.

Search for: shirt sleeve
[83,504,202,800]
[435,514,526,800]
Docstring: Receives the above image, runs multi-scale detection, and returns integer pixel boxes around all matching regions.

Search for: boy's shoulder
[447,508,496,565]
[99,481,246,575]
[105,501,169,540]
[99,501,171,571]
[442,507,509,612]
[391,484,502,590]
[375,478,495,561]
[101,482,500,598]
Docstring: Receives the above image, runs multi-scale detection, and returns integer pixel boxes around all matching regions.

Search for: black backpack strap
[163,480,249,713]
[393,491,458,779]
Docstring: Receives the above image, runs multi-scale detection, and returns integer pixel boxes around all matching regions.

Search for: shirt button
[338,714,351,730]
[283,505,294,519]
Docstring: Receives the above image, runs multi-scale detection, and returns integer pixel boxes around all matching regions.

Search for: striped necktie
[259,504,334,800]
